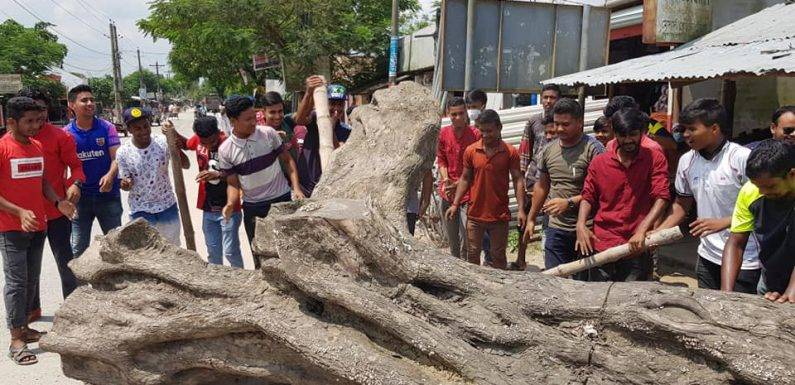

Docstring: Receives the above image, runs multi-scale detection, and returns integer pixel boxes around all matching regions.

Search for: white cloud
[1,0,172,78]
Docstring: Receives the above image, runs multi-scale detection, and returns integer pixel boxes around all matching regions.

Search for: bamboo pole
[163,120,196,251]
[313,76,334,172]
[543,227,683,277]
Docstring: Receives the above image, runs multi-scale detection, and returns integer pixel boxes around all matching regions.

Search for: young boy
[657,99,759,293]
[1,97,75,365]
[116,107,188,245]
[219,95,303,265]
[723,139,795,303]
[592,116,612,147]
[446,110,526,270]
[172,116,243,268]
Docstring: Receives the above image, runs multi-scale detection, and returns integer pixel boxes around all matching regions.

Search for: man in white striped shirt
[219,95,303,265]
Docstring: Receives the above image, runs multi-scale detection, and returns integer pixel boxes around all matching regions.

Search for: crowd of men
[0,76,353,365]
[0,78,793,366]
[433,85,795,303]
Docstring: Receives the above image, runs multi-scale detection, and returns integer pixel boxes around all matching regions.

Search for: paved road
[0,111,254,383]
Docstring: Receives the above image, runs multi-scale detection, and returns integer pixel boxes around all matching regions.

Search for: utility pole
[388,0,399,86]
[463,0,476,93]
[137,48,146,106]
[149,61,165,102]
[109,22,123,124]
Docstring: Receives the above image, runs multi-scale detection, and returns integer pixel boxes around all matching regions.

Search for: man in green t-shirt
[723,139,795,303]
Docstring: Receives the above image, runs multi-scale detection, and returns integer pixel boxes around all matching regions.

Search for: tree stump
[42,82,795,385]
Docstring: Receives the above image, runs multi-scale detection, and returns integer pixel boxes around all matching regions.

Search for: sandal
[22,327,47,344]
[8,344,38,365]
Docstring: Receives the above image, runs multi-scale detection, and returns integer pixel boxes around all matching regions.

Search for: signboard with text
[0,74,23,94]
[252,54,280,72]
[643,0,712,45]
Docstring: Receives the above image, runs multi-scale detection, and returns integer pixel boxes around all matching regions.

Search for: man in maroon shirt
[576,107,670,281]
[20,89,85,323]
[437,97,481,258]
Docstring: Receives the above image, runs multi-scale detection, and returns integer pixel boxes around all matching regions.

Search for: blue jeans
[202,211,243,268]
[130,204,181,246]
[71,195,123,257]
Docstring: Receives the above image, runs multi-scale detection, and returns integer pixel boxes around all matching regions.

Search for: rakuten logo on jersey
[77,149,105,161]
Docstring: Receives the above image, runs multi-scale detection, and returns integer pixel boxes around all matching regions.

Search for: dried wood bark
[42,82,795,385]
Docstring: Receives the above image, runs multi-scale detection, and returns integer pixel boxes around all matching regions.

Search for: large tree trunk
[42,82,795,385]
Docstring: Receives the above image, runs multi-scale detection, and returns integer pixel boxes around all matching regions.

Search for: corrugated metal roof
[543,2,795,86]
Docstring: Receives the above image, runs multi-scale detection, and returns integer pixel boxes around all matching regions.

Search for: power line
[73,0,110,25]
[10,0,111,56]
[62,62,112,73]
[47,0,108,37]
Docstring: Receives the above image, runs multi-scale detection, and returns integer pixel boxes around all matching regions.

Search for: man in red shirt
[0,97,76,365]
[446,110,526,269]
[576,107,670,281]
[19,89,85,323]
[437,97,481,259]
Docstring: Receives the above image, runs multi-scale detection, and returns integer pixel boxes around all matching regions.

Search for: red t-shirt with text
[0,134,47,232]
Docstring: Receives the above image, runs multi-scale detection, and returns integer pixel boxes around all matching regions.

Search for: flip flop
[8,344,38,366]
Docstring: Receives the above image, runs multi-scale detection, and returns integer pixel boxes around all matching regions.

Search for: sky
[0,0,436,80]
[1,0,172,78]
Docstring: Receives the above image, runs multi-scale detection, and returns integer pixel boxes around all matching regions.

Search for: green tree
[0,19,68,99]
[137,0,420,94]
[87,75,115,109]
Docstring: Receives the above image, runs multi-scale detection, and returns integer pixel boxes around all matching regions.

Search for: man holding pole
[576,108,670,282]
[523,99,604,273]
[116,107,189,245]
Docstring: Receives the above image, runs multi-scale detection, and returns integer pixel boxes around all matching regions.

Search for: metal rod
[464,0,476,92]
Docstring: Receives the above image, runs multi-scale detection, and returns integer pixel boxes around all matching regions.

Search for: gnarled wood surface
[42,82,795,385]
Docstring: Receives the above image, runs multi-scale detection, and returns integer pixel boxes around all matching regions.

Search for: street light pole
[389,0,399,86]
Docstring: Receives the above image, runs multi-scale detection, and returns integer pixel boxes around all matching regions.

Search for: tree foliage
[0,19,68,99]
[137,0,420,94]
[87,75,115,109]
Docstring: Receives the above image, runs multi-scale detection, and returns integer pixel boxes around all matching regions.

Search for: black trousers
[31,216,79,312]
[696,256,760,294]
[242,192,292,268]
[587,251,653,282]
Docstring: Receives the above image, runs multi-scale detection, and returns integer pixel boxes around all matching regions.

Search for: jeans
[466,220,509,269]
[1,231,46,329]
[695,256,761,294]
[544,227,580,270]
[441,200,468,259]
[31,216,78,312]
[130,203,181,246]
[71,195,123,257]
[203,211,243,268]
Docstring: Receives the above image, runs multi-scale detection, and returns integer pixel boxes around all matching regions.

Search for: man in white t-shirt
[117,107,189,245]
[657,99,760,293]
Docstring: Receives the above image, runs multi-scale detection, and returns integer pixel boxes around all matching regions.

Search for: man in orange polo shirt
[446,110,526,269]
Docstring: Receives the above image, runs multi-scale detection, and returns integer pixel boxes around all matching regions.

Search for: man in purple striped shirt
[219,96,303,265]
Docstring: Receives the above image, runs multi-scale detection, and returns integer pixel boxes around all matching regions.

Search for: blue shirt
[66,117,121,198]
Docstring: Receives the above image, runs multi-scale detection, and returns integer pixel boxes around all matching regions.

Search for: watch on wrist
[73,179,83,188]
[567,198,576,210]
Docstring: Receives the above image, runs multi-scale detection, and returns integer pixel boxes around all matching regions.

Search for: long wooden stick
[543,227,683,277]
[163,121,196,251]
[313,76,334,172]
